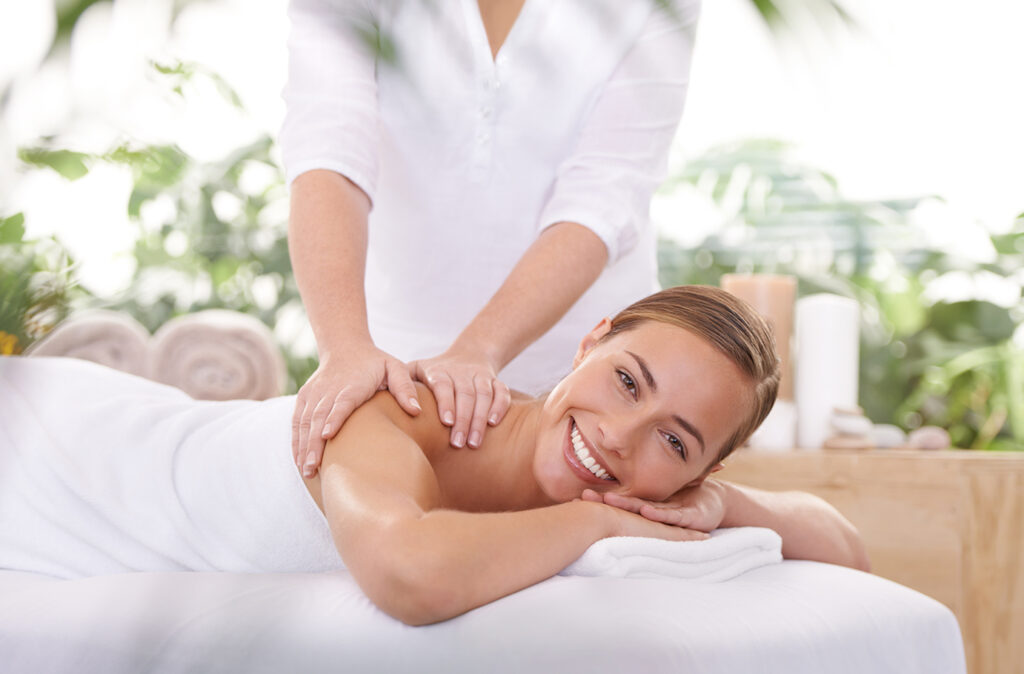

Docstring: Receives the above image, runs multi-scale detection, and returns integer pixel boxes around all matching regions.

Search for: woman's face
[533,319,753,503]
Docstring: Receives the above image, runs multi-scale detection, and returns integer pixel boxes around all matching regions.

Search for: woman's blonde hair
[605,285,780,465]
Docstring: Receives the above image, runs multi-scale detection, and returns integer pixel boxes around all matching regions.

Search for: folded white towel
[559,526,782,582]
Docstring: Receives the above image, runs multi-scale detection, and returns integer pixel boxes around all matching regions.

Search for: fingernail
[303,458,316,476]
[453,431,465,448]
[468,431,481,448]
[488,414,498,425]
[410,398,421,411]
[443,411,454,425]
[321,424,332,438]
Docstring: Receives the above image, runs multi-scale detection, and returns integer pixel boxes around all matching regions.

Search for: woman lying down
[0,286,869,625]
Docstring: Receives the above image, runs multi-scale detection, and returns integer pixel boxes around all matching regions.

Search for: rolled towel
[559,526,782,582]
[150,310,286,401]
[25,310,151,377]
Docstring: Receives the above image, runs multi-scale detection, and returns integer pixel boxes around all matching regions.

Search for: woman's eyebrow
[626,350,657,392]
[626,350,706,456]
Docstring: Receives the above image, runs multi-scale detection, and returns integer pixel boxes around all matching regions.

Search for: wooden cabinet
[721,449,1024,674]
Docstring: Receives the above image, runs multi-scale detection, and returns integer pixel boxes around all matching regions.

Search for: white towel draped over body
[1,356,783,583]
[0,357,339,579]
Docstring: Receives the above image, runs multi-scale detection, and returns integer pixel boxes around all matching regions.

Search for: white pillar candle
[795,294,860,450]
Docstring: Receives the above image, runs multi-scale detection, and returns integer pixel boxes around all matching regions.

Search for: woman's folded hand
[293,344,420,477]
[409,348,511,450]
[581,478,730,534]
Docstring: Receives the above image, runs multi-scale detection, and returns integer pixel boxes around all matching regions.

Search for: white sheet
[0,561,965,674]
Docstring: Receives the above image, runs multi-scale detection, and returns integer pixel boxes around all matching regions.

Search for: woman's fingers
[600,491,647,515]
[601,491,698,530]
[450,376,478,448]
[639,502,692,528]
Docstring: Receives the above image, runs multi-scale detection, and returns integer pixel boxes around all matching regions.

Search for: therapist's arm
[410,222,608,450]
[289,169,421,476]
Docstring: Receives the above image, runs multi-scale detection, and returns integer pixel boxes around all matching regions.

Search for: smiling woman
[0,285,868,626]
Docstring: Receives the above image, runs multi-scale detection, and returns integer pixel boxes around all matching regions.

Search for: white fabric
[561,526,782,581]
[0,562,966,673]
[279,0,699,393]
[0,357,967,672]
[0,357,339,578]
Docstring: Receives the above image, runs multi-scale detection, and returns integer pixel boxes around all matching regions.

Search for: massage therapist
[281,0,700,476]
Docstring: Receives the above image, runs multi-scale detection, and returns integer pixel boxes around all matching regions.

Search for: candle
[721,274,797,450]
[720,274,796,401]
[794,294,860,449]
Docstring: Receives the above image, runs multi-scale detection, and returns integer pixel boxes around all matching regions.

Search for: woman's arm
[587,479,871,572]
[318,395,705,625]
[717,481,870,572]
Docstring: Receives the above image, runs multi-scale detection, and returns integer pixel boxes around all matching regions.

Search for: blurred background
[1,0,1022,450]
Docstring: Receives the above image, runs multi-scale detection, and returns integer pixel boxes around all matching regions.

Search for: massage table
[0,312,967,673]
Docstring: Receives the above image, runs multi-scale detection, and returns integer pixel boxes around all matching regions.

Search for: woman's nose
[598,414,636,456]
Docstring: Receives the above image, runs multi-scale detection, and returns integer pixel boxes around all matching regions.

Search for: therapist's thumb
[386,359,422,417]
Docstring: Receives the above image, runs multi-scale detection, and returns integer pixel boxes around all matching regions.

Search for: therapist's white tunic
[280,0,700,393]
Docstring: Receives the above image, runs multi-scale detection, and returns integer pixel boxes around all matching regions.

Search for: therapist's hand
[410,349,512,449]
[580,475,729,534]
[293,345,421,477]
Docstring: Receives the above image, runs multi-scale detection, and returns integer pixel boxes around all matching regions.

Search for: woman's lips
[563,418,615,484]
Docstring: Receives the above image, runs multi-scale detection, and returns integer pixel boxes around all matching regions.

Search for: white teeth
[570,422,614,481]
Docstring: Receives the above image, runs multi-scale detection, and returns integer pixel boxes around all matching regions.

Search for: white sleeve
[279,0,379,201]
[536,0,700,264]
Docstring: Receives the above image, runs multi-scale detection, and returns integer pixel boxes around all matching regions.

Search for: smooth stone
[831,411,874,437]
[871,424,908,449]
[907,426,952,450]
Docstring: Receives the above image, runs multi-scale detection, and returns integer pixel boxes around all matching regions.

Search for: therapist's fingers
[464,374,495,448]
[449,375,478,448]
[301,396,335,477]
[383,358,422,417]
[486,379,512,427]
[292,397,308,465]
[418,366,456,430]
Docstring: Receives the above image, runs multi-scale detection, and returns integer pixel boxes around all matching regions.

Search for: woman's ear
[572,318,612,369]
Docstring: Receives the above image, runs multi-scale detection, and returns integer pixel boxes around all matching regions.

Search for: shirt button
[480,107,492,118]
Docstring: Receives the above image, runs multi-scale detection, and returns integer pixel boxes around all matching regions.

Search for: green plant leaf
[18,148,91,180]
[0,213,26,244]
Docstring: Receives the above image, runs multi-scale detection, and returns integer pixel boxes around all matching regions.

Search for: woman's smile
[564,418,617,483]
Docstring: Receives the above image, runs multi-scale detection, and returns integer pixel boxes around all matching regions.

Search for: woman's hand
[591,499,710,541]
[293,344,420,477]
[409,348,512,449]
[581,478,730,534]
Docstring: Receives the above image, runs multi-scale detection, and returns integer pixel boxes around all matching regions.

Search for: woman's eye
[617,370,637,398]
[663,432,687,460]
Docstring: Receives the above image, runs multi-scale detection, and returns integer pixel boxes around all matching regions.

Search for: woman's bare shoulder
[351,382,448,452]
